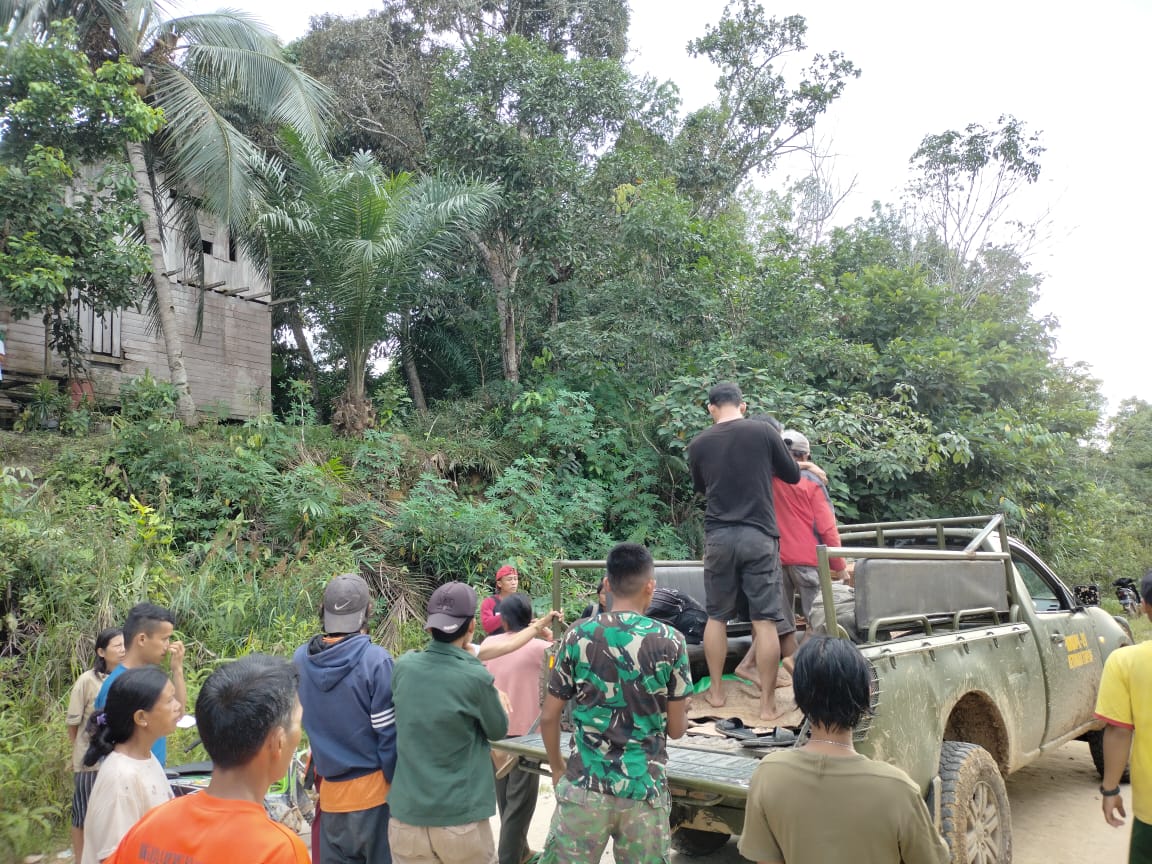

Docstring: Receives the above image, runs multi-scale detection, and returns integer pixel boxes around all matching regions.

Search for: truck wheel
[1087,730,1131,784]
[939,741,1012,864]
[670,827,730,857]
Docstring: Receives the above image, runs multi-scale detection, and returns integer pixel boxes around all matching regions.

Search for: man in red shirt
[776,429,848,635]
[735,423,848,683]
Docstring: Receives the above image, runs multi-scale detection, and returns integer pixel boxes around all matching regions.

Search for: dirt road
[507,741,1130,863]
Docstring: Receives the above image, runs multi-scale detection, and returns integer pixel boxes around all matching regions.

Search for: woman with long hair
[67,628,125,862]
[81,666,180,864]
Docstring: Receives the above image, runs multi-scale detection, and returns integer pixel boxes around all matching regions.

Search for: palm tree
[2,0,332,423]
[257,132,500,434]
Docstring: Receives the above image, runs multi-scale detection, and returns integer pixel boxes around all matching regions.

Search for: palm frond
[148,62,258,226]
[169,12,333,142]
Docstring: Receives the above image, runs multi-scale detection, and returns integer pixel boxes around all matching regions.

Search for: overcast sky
[183,0,1152,412]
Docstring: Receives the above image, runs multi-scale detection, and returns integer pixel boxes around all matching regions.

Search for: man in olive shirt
[739,636,949,864]
[388,582,509,864]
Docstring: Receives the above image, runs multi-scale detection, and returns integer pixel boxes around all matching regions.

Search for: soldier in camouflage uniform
[540,543,692,864]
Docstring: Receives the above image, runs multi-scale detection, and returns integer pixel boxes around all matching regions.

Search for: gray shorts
[780,565,823,631]
[703,525,786,623]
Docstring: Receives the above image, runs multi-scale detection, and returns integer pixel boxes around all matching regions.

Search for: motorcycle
[1113,577,1141,619]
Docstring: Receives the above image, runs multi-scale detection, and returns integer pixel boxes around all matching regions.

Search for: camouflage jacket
[548,610,692,800]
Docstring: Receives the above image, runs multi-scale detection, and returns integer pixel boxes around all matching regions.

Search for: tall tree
[426,35,632,383]
[257,133,499,433]
[383,0,629,59]
[2,0,332,424]
[905,114,1045,301]
[292,11,437,168]
[1106,399,1152,504]
[676,2,859,211]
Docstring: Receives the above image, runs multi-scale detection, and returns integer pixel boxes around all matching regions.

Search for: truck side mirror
[1073,585,1100,607]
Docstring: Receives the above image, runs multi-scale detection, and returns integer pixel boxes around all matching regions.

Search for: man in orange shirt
[106,654,308,864]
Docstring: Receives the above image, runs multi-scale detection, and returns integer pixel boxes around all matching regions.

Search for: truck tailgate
[493,733,759,797]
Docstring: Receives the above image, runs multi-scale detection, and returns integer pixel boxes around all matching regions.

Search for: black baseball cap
[426,582,478,633]
[323,573,371,633]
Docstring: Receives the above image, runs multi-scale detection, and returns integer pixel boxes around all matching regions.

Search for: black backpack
[645,587,707,645]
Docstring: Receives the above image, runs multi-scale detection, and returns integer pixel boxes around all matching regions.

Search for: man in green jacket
[388,582,509,864]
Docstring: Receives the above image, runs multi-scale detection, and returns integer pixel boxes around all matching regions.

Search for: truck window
[1014,556,1063,612]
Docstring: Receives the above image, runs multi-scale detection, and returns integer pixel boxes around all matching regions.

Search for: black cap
[323,573,371,633]
[426,582,478,633]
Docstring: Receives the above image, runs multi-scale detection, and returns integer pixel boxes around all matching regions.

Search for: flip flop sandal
[715,718,761,741]
[739,727,799,748]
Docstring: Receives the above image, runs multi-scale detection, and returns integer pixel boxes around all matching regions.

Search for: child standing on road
[67,628,125,862]
[81,667,180,864]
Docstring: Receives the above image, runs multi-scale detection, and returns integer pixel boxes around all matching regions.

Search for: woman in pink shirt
[482,594,551,864]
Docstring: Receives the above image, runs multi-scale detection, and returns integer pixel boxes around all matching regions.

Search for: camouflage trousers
[540,779,670,864]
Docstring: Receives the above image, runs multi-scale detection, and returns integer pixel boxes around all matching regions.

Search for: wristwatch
[1101,785,1122,797]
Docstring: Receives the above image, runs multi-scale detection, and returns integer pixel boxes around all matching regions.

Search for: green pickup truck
[494,515,1133,863]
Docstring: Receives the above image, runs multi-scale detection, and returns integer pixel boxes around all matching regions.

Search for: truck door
[1012,545,1100,741]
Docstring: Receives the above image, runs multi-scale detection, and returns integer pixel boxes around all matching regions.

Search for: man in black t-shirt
[686,382,800,720]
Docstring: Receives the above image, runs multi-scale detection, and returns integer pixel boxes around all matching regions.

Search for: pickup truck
[496,515,1133,862]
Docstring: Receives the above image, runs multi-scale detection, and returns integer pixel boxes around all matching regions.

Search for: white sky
[184,0,1152,411]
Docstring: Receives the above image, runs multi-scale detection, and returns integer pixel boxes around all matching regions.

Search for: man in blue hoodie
[295,573,397,864]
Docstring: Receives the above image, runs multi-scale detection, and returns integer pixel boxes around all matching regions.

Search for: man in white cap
[389,582,508,864]
[295,573,397,864]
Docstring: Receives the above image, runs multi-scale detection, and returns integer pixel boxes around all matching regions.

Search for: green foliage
[257,131,501,430]
[678,3,859,205]
[0,21,164,163]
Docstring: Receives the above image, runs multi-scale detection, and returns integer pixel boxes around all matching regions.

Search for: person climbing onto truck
[733,417,849,685]
[687,382,800,720]
[739,635,949,864]
[1095,567,1152,863]
[539,542,692,864]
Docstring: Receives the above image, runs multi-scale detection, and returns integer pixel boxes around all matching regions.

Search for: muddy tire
[670,827,729,857]
[1087,729,1131,784]
[939,741,1012,864]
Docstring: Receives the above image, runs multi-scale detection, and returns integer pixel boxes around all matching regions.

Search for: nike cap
[323,573,371,633]
[426,582,478,634]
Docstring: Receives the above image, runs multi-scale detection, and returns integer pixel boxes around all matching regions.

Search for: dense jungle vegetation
[3,0,1152,857]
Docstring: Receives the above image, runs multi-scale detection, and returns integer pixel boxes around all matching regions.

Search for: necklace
[807,738,855,750]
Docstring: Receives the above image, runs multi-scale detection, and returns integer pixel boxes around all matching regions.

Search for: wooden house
[0,215,272,421]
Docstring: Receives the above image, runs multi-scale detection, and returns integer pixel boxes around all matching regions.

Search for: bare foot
[734,662,761,689]
[782,656,795,674]
[759,699,786,723]
[703,686,727,709]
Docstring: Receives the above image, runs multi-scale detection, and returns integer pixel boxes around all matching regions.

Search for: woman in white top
[81,666,181,864]
[67,628,125,862]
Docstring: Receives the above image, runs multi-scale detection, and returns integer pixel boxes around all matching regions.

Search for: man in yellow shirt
[1095,569,1152,864]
